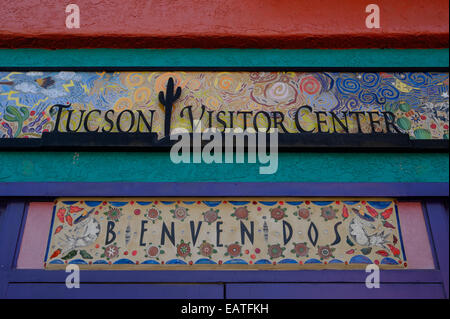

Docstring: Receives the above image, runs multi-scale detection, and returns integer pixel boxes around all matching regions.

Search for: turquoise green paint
[0,48,447,184]
[0,49,448,68]
[0,152,448,183]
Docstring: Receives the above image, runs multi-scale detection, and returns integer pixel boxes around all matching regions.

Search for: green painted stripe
[1,152,448,183]
[0,49,448,68]
[1,49,447,184]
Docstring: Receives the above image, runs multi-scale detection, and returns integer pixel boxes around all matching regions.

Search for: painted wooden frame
[1,182,448,197]
[0,183,448,298]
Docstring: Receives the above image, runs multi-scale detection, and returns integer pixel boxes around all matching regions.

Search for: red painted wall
[0,0,448,48]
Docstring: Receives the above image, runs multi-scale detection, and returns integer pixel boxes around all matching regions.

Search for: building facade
[0,0,448,299]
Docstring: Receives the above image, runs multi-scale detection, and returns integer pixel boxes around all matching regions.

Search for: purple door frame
[0,182,448,299]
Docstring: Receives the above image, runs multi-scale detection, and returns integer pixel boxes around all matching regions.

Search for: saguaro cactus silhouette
[158,77,181,138]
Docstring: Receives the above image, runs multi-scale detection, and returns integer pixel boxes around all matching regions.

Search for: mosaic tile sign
[1,71,448,141]
[45,198,407,269]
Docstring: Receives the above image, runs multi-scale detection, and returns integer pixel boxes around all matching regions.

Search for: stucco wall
[1,152,448,183]
[0,0,448,48]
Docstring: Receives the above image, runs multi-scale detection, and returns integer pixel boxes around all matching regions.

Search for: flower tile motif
[145,206,162,223]
[225,242,242,258]
[176,240,191,259]
[270,206,287,222]
[294,207,311,220]
[170,205,189,221]
[198,241,217,258]
[268,244,285,259]
[231,206,250,221]
[203,209,220,225]
[292,242,309,257]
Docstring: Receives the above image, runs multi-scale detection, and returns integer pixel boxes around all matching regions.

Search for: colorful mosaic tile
[44,198,407,269]
[1,71,448,140]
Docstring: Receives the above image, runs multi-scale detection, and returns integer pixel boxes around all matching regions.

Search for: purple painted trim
[225,283,446,299]
[0,202,26,298]
[425,201,449,298]
[12,203,29,269]
[0,182,448,197]
[0,203,26,269]
[2,199,448,299]
[6,283,224,299]
[9,269,441,283]
[421,202,439,269]
[0,205,6,299]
